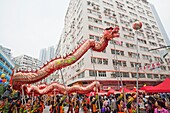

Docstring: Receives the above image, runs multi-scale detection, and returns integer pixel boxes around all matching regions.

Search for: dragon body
[12,27,119,94]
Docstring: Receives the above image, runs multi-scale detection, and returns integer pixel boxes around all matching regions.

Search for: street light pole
[132,20,142,113]
[135,31,139,113]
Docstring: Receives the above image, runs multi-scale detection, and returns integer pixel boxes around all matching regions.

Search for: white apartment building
[12,55,41,71]
[56,0,170,90]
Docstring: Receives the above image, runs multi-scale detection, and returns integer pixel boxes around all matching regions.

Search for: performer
[74,97,80,113]
[0,98,10,113]
[91,94,99,113]
[67,97,73,113]
[82,97,88,113]
[57,95,67,113]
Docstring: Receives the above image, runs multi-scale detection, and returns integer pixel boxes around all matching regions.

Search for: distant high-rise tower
[39,46,55,66]
[39,48,47,66]
[56,0,170,89]
[47,46,55,61]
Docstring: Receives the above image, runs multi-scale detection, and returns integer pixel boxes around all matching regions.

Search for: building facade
[0,49,14,77]
[149,4,170,45]
[12,55,41,71]
[56,0,170,90]
[0,45,12,59]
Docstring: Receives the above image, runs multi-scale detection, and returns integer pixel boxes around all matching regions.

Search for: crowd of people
[0,85,170,113]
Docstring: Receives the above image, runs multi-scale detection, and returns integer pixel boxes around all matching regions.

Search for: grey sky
[0,0,169,59]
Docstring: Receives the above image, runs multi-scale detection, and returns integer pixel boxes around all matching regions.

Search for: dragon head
[103,27,119,40]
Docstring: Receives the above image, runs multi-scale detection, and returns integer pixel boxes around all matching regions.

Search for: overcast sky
[0,0,169,59]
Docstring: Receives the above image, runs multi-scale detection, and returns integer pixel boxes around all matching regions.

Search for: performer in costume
[67,97,73,113]
[57,95,67,113]
[91,94,99,113]
[0,98,10,113]
[74,97,80,113]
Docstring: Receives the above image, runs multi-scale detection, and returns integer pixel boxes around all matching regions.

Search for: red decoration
[12,27,119,91]
[133,21,142,30]
[23,81,100,95]
[140,62,161,70]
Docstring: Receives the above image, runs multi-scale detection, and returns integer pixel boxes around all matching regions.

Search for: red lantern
[133,21,142,30]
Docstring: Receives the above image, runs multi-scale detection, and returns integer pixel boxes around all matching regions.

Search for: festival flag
[115,41,122,45]
[139,62,161,70]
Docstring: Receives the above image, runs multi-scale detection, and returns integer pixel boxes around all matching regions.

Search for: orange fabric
[128,109,133,113]
[118,104,124,112]
[92,104,97,112]
[60,106,63,113]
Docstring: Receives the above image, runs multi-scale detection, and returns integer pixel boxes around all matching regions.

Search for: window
[142,54,151,60]
[102,49,106,53]
[126,43,136,49]
[165,58,170,64]
[153,74,159,79]
[128,52,140,58]
[130,62,141,68]
[159,44,166,47]
[91,57,96,63]
[137,38,147,44]
[112,60,127,67]
[147,34,155,41]
[88,25,103,33]
[97,58,102,64]
[157,38,164,43]
[168,66,170,71]
[140,16,148,21]
[147,74,153,78]
[140,46,148,52]
[111,49,124,56]
[122,72,129,77]
[111,72,117,78]
[160,66,166,71]
[154,57,161,62]
[78,71,85,78]
[160,74,166,79]
[89,70,97,76]
[131,73,136,78]
[103,59,108,65]
[129,11,138,17]
[89,35,94,39]
[122,27,132,33]
[103,1,114,7]
[124,34,134,41]
[104,21,118,27]
[91,57,108,65]
[88,16,102,24]
[98,71,106,77]
[96,36,100,41]
[139,73,145,78]
[149,41,157,47]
